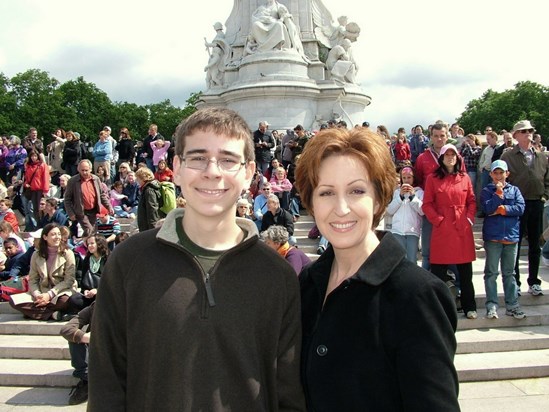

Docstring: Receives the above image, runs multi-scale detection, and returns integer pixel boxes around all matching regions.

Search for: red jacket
[24,162,50,193]
[394,142,411,161]
[422,172,477,264]
[154,168,174,182]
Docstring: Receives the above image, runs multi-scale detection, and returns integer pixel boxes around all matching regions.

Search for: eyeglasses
[262,188,271,191]
[518,129,534,134]
[180,156,246,173]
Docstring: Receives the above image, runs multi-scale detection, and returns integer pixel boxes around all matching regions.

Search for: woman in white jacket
[386,167,424,263]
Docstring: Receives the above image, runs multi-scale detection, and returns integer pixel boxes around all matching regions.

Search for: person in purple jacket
[261,225,311,274]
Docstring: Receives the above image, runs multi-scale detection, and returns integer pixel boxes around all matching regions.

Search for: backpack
[157,181,177,215]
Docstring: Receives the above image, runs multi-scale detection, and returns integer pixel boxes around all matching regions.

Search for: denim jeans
[420,216,432,270]
[515,199,543,287]
[480,169,491,190]
[484,241,519,310]
[393,233,419,264]
[69,341,88,381]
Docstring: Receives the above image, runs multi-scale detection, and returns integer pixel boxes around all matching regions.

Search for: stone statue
[245,0,309,61]
[204,22,231,88]
[312,10,361,49]
[325,38,356,84]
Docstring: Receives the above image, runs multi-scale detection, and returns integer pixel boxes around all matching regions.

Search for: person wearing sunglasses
[501,120,549,296]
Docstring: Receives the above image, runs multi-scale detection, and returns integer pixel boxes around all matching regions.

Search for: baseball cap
[26,229,43,239]
[490,160,508,172]
[439,144,458,156]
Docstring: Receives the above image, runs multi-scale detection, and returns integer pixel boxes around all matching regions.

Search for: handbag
[81,270,101,291]
[0,276,29,302]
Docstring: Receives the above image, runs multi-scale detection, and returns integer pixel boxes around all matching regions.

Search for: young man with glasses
[501,120,549,296]
[89,107,305,411]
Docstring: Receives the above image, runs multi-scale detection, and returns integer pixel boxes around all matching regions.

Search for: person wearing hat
[423,143,478,319]
[480,159,526,319]
[501,120,549,296]
[235,198,253,220]
[253,121,275,175]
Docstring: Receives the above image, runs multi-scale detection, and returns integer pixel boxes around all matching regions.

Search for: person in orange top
[0,199,19,233]
[153,159,174,182]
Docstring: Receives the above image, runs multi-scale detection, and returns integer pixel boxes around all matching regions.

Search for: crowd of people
[0,111,547,409]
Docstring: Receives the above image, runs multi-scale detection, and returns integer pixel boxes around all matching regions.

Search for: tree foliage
[457,81,549,137]
[0,69,199,145]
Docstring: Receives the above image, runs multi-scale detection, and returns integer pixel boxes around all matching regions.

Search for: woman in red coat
[23,149,50,231]
[423,143,477,319]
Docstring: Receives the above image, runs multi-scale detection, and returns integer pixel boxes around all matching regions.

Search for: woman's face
[30,153,38,162]
[237,205,248,216]
[158,161,166,170]
[275,169,285,179]
[119,165,128,174]
[264,238,279,251]
[271,159,279,168]
[43,227,61,248]
[312,155,379,254]
[86,236,97,255]
[443,150,457,171]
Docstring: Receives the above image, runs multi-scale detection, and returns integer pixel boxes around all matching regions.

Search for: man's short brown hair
[295,128,396,229]
[174,107,255,162]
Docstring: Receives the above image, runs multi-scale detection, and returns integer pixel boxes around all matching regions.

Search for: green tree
[457,81,549,137]
[0,73,17,134]
[58,76,114,143]
[9,69,65,138]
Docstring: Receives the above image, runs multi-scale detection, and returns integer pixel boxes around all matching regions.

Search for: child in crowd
[110,181,134,219]
[154,159,174,182]
[269,166,292,210]
[149,139,171,170]
[481,160,526,319]
[386,166,424,263]
[0,198,19,233]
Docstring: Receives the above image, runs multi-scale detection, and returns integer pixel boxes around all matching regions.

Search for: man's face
[514,128,534,149]
[259,124,267,133]
[44,202,55,215]
[149,127,157,136]
[486,134,497,147]
[78,162,92,179]
[173,130,255,223]
[414,127,422,135]
[30,130,37,139]
[0,203,7,213]
[451,124,459,136]
[262,185,272,196]
[296,129,305,137]
[503,132,514,147]
[430,128,448,150]
[4,243,19,258]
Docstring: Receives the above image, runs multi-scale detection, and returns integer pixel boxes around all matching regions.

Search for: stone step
[0,314,66,336]
[0,358,77,387]
[457,304,549,330]
[455,348,549,382]
[456,325,549,354]
[0,335,70,360]
[0,385,86,409]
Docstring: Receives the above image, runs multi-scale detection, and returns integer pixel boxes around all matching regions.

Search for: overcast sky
[1,0,548,133]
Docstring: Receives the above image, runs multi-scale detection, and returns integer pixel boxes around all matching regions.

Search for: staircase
[0,212,548,394]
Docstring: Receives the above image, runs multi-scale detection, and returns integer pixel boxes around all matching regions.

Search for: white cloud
[1,0,548,132]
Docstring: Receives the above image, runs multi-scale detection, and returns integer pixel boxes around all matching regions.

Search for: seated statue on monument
[245,0,308,61]
[204,22,231,88]
[325,39,356,84]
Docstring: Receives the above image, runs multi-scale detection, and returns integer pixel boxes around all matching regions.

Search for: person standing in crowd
[135,167,163,232]
[386,166,424,264]
[492,130,515,161]
[414,123,448,269]
[253,120,275,174]
[115,128,135,167]
[501,120,549,296]
[481,160,526,319]
[409,125,428,165]
[23,149,50,231]
[64,160,112,238]
[92,131,112,184]
[478,130,500,192]
[62,131,86,177]
[142,124,163,171]
[6,136,27,182]
[88,107,305,411]
[47,128,65,186]
[295,127,459,411]
[423,144,477,319]
[23,127,45,162]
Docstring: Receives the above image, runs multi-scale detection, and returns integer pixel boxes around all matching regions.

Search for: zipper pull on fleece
[204,273,216,307]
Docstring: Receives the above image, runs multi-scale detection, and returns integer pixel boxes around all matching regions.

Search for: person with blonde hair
[295,127,459,410]
[135,167,162,232]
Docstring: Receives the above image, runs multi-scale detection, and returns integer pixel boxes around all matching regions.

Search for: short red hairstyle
[295,127,396,229]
